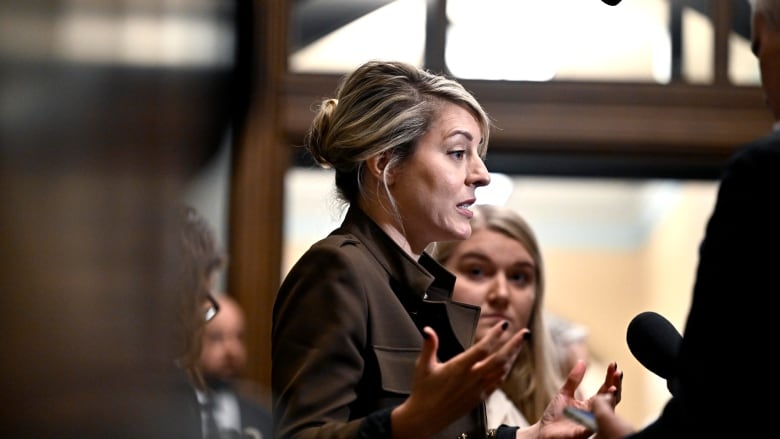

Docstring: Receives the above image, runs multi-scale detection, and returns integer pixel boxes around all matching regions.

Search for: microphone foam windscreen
[626,311,682,379]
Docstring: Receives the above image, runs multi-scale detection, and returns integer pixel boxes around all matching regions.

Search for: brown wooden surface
[228,0,289,407]
[284,74,770,159]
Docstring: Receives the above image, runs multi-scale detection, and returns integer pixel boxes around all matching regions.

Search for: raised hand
[392,321,529,439]
[590,361,622,407]
[520,360,624,439]
[531,359,593,439]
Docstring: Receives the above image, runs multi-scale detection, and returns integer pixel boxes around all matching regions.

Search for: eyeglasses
[204,293,220,322]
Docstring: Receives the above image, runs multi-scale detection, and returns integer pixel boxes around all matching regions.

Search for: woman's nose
[469,156,490,188]
[486,275,509,302]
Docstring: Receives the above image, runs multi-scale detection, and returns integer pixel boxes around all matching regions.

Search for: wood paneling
[283,74,771,176]
[228,0,288,406]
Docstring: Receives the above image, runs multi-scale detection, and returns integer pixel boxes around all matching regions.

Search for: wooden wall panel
[228,0,288,405]
[284,74,771,176]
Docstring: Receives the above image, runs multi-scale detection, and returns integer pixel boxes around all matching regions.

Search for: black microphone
[626,311,682,395]
[602,0,622,5]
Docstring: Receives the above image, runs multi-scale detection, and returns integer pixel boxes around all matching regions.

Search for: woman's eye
[466,266,484,277]
[509,272,531,285]
[449,150,465,160]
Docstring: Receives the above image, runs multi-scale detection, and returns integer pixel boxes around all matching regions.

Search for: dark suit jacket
[630,130,780,437]
[272,206,487,439]
[236,390,273,439]
[199,376,274,439]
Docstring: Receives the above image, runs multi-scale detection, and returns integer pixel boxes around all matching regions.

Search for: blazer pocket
[373,345,419,394]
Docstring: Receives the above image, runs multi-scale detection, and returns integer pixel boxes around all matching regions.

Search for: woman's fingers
[610,369,623,406]
[596,361,623,406]
[416,322,528,407]
[417,326,440,371]
[471,328,528,395]
[464,320,511,363]
[561,359,587,397]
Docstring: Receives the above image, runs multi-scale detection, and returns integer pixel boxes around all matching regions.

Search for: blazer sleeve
[272,242,376,439]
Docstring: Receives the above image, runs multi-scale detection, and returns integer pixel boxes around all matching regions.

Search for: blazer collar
[338,206,477,357]
[338,205,457,301]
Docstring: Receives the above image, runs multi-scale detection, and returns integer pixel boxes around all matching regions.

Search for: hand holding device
[563,406,597,431]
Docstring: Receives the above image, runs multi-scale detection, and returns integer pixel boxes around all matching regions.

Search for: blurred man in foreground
[591,1,780,436]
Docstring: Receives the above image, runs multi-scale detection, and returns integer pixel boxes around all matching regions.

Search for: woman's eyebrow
[447,129,474,142]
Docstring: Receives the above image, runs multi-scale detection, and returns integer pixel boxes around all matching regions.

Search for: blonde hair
[304,60,491,218]
[429,204,562,422]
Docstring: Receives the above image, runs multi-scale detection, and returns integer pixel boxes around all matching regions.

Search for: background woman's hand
[590,361,622,408]
[530,359,594,439]
[522,360,623,439]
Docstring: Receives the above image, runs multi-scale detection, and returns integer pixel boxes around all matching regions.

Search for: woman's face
[391,102,490,253]
[444,228,537,344]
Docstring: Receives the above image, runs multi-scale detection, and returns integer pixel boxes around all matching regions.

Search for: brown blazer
[272,206,488,438]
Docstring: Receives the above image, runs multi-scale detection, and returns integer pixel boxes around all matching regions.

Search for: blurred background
[2,0,770,434]
[1,0,247,436]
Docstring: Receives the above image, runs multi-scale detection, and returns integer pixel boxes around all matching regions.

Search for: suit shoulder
[733,131,780,161]
[311,230,362,251]
[724,132,780,180]
[290,232,367,270]
[279,231,376,294]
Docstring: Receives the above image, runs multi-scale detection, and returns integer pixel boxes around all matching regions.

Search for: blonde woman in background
[430,204,623,430]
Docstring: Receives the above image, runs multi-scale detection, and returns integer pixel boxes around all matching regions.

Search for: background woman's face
[445,228,537,344]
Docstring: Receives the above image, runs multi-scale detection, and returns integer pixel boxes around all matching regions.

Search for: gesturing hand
[532,360,623,439]
[391,321,529,439]
[590,361,622,408]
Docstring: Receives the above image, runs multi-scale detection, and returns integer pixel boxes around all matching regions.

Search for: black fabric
[357,407,394,439]
[201,396,220,439]
[496,424,519,439]
[626,130,780,437]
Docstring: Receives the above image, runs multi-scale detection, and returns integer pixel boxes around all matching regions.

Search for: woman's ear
[366,151,394,185]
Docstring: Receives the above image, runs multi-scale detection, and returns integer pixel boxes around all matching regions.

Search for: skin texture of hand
[391,322,529,439]
[591,394,635,439]
[516,360,624,439]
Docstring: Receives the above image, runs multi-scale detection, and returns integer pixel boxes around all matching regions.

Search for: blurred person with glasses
[200,293,273,439]
[205,294,221,323]
[172,204,229,438]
